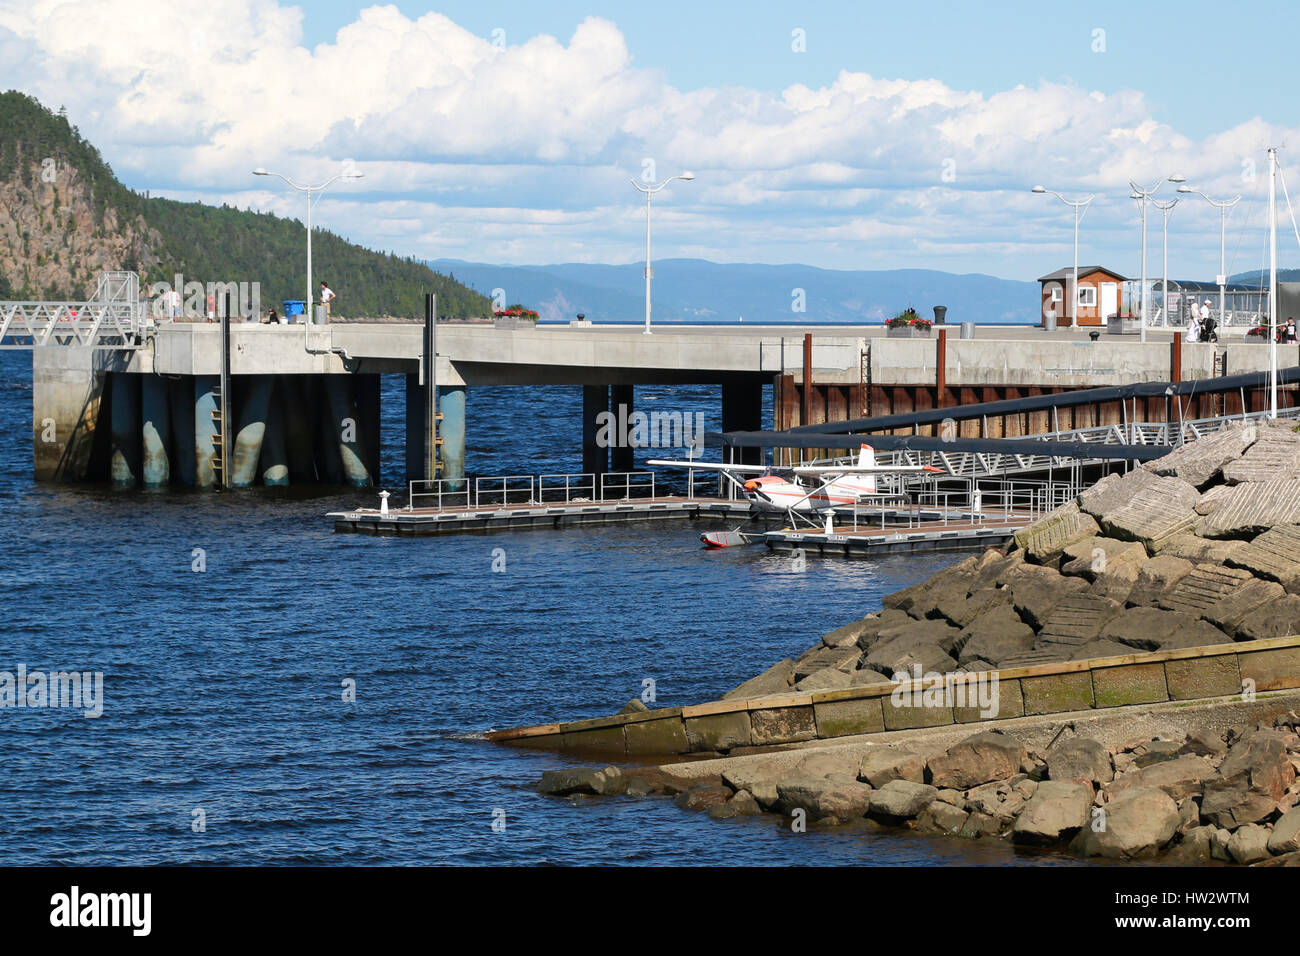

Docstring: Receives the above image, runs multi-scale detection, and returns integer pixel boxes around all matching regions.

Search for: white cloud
[0,0,1295,276]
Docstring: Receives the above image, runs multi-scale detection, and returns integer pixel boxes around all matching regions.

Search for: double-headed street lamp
[1150,198,1178,331]
[1032,186,1095,328]
[1130,173,1185,342]
[1177,185,1242,326]
[253,165,364,321]
[631,171,694,335]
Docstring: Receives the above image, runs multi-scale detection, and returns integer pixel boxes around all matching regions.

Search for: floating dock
[330,495,759,535]
[764,519,1024,557]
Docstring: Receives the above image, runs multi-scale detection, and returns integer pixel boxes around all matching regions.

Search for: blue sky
[1,0,1295,283]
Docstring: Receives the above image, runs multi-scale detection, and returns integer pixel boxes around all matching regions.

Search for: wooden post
[1171,331,1183,383]
[801,333,812,431]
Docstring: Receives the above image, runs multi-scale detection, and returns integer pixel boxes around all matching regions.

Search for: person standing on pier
[320,281,336,321]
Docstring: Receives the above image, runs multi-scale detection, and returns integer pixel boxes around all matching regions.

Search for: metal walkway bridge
[814,404,1300,485]
[0,272,149,349]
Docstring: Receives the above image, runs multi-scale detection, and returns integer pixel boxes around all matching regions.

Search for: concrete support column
[405,372,426,484]
[325,376,373,487]
[110,373,141,487]
[582,385,609,476]
[440,384,466,491]
[722,381,764,465]
[281,376,316,483]
[168,378,196,486]
[140,376,171,488]
[32,348,109,482]
[230,375,273,488]
[194,375,220,489]
[610,383,634,473]
[261,383,290,486]
[355,374,382,483]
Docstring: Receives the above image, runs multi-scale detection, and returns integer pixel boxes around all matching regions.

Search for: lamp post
[253,165,363,320]
[1151,198,1178,332]
[630,171,694,335]
[1177,185,1242,327]
[1032,186,1095,328]
[1129,173,1185,342]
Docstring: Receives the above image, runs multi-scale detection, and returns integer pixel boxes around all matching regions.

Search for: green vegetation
[0,91,493,317]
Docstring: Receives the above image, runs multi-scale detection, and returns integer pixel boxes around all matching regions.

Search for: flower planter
[886,326,931,338]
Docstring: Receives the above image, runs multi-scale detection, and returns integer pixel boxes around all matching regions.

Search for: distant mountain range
[430,258,1040,325]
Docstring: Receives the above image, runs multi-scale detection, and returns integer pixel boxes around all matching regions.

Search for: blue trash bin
[282,300,306,318]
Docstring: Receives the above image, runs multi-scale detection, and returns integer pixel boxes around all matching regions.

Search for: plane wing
[791,464,945,476]
[645,459,771,474]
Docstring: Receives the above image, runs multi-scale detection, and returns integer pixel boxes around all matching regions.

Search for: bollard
[379,490,390,516]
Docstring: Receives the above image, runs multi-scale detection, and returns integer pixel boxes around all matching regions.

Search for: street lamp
[1150,198,1178,333]
[1177,185,1242,328]
[1129,173,1185,342]
[630,171,694,335]
[253,165,364,321]
[1032,186,1095,329]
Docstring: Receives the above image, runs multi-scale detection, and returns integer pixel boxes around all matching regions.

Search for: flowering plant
[887,307,930,329]
[493,306,539,321]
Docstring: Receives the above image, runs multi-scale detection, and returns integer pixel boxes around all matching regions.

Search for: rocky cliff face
[0,147,163,300]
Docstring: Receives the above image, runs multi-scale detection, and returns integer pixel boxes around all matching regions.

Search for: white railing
[406,471,655,512]
[0,270,150,350]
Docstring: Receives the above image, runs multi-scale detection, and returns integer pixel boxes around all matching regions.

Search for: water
[0,350,1077,865]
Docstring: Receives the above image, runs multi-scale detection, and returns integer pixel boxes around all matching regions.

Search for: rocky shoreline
[532,420,1300,863]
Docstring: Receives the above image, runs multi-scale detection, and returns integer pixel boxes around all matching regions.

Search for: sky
[1,0,1297,282]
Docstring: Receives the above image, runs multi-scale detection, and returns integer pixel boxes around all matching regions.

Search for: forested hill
[0,91,490,317]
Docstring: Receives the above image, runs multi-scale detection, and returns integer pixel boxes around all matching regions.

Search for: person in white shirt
[1185,302,1199,342]
[319,281,336,321]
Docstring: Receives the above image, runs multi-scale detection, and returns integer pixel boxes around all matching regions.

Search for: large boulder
[867,779,938,822]
[1047,737,1114,785]
[1268,807,1300,855]
[1200,784,1278,829]
[1158,564,1255,616]
[1235,594,1300,642]
[1125,554,1194,607]
[1203,577,1286,634]
[851,609,914,650]
[793,644,861,682]
[1198,479,1300,537]
[1070,639,1133,661]
[927,732,1028,790]
[935,587,1013,629]
[538,766,627,797]
[1101,606,1198,650]
[775,777,874,824]
[1106,754,1219,803]
[1160,534,1244,565]
[858,748,927,788]
[1082,473,1200,552]
[1156,620,1234,651]
[1059,537,1148,581]
[956,604,1036,665]
[1221,426,1300,484]
[1217,730,1297,800]
[1151,423,1256,487]
[1227,824,1273,864]
[1226,524,1300,585]
[863,625,960,676]
[1008,567,1090,629]
[722,658,795,700]
[1012,780,1094,845]
[1012,502,1102,564]
[1036,593,1125,650]
[1078,787,1180,859]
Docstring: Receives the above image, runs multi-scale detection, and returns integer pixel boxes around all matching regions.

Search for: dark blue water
[0,350,1073,865]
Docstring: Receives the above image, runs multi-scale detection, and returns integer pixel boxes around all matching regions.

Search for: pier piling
[140,376,171,488]
[194,375,221,489]
[230,375,272,487]
[109,372,141,487]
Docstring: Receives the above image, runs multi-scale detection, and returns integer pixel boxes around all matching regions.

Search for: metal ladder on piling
[210,380,225,481]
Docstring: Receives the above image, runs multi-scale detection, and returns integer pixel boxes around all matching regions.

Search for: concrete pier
[140,376,171,488]
[28,320,1300,489]
[109,372,140,487]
